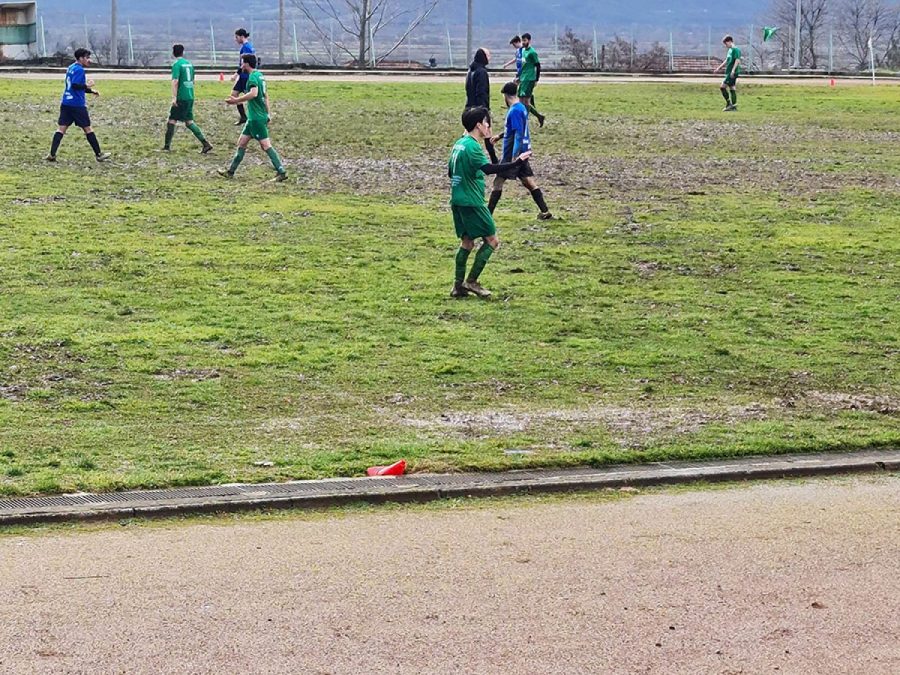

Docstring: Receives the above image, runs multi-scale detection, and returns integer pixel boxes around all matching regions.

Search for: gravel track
[1,475,898,673]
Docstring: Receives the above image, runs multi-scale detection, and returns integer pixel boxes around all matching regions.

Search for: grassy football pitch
[0,77,897,496]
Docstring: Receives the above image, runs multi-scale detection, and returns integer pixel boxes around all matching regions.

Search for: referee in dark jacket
[465,48,498,163]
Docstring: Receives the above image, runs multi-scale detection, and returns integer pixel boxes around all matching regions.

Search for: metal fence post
[210,21,217,66]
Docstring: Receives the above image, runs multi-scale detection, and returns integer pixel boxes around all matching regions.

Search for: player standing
[714,35,742,111]
[517,33,545,127]
[465,47,498,163]
[218,54,287,181]
[45,48,110,162]
[230,28,256,125]
[487,82,552,221]
[502,35,523,81]
[448,106,530,299]
[163,44,212,153]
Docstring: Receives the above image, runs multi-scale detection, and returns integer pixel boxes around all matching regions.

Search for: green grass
[0,78,897,496]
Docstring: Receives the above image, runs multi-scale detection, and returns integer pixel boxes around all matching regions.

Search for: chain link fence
[23,10,900,74]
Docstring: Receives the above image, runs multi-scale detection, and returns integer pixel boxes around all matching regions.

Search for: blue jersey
[237,41,256,72]
[502,102,531,162]
[61,62,87,107]
[515,47,523,75]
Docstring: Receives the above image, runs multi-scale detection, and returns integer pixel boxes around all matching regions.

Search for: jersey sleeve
[250,72,263,99]
[73,65,86,85]
[171,62,179,80]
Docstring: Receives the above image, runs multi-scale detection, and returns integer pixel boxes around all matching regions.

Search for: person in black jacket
[464,48,498,163]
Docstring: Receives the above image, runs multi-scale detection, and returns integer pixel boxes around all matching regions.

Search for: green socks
[187,122,206,144]
[164,123,176,149]
[730,90,737,106]
[467,243,495,282]
[455,247,471,283]
[228,147,246,173]
[527,103,541,117]
[265,147,285,174]
[721,88,731,103]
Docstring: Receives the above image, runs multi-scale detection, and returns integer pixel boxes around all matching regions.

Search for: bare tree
[601,36,636,71]
[292,0,440,68]
[635,42,669,71]
[836,0,900,68]
[559,27,593,69]
[769,0,830,68]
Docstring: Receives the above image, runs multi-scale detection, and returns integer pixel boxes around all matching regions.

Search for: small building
[0,2,37,60]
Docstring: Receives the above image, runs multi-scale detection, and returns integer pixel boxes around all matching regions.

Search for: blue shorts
[234,73,249,92]
[58,104,91,128]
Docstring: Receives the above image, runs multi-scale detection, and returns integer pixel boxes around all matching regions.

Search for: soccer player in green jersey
[448,106,530,298]
[714,35,742,111]
[218,53,287,181]
[164,45,212,153]
[517,33,545,127]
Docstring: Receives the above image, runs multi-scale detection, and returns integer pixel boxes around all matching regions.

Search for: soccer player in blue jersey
[502,35,523,79]
[487,81,552,220]
[45,48,110,162]
[230,28,256,125]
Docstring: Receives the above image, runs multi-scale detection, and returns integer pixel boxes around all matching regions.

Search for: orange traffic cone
[219,72,225,82]
[366,460,407,477]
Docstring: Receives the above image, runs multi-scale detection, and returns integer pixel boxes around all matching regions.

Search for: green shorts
[518,79,536,98]
[452,204,496,240]
[241,119,270,141]
[169,99,194,122]
[722,73,739,87]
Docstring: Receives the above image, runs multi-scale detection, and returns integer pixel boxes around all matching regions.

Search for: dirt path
[1,475,898,673]
[1,69,897,86]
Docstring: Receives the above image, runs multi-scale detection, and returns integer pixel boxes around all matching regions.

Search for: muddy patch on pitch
[400,402,771,448]
[782,390,899,415]
[400,389,897,447]
[290,152,897,210]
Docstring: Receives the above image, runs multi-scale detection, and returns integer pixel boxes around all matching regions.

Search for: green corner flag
[763,27,779,42]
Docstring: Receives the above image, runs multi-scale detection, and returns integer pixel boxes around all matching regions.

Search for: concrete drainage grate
[0,450,897,525]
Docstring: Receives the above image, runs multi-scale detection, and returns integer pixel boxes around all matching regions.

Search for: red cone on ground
[366,460,407,477]
[830,78,836,86]
[219,72,225,82]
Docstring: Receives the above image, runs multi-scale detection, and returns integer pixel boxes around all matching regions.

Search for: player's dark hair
[242,53,258,68]
[462,106,490,132]
[509,35,521,45]
[172,44,185,57]
[74,48,91,59]
[522,32,532,40]
[235,28,250,38]
[501,81,518,97]
[723,35,734,43]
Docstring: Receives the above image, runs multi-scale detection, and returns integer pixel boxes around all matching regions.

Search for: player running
[230,28,256,125]
[517,33,545,127]
[163,44,212,154]
[448,106,531,299]
[714,35,742,111]
[218,54,287,181]
[45,48,110,162]
[487,82,552,221]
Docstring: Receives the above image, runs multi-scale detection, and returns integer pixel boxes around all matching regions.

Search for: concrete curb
[1,449,897,526]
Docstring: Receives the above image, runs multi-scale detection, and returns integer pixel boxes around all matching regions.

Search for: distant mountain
[36,0,767,32]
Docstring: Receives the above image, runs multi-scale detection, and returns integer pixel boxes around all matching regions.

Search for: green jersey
[449,134,488,207]
[725,46,742,76]
[171,57,195,101]
[519,46,540,83]
[243,70,268,121]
